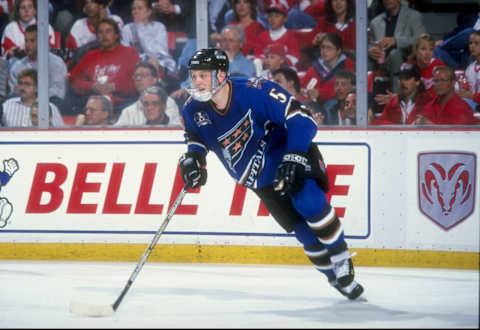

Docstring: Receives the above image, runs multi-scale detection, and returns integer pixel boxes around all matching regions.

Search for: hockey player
[178,48,364,300]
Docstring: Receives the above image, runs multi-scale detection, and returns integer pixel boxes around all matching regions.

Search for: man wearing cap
[259,43,289,80]
[254,2,300,69]
[373,63,432,125]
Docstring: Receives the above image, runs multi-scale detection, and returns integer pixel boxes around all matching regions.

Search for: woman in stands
[121,0,176,76]
[403,33,446,97]
[228,0,265,57]
[301,32,355,105]
[309,0,356,53]
[1,0,57,60]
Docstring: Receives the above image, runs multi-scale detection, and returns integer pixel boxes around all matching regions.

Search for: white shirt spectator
[114,96,182,127]
[121,21,176,73]
[1,97,63,127]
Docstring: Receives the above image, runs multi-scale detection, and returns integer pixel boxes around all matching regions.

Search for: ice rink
[0,260,478,328]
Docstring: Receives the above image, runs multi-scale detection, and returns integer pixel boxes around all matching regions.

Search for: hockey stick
[69,184,190,317]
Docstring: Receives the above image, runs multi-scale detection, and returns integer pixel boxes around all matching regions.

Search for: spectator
[342,90,356,125]
[373,33,445,111]
[153,0,196,79]
[255,1,320,30]
[218,24,256,78]
[259,43,289,80]
[372,63,432,125]
[253,3,301,69]
[417,65,475,125]
[405,33,446,97]
[367,0,426,93]
[114,61,182,127]
[0,56,7,103]
[65,0,124,52]
[121,0,176,76]
[224,0,265,58]
[309,0,356,53]
[458,30,480,112]
[29,101,57,127]
[139,85,176,126]
[68,17,140,115]
[272,66,326,126]
[1,68,63,127]
[8,24,67,113]
[322,69,356,125]
[75,94,113,126]
[301,32,355,105]
[434,10,480,70]
[1,0,57,61]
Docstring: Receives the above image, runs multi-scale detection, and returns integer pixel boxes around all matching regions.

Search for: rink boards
[0,128,478,269]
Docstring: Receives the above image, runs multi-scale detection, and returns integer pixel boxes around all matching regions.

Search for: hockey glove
[273,151,310,196]
[179,152,207,189]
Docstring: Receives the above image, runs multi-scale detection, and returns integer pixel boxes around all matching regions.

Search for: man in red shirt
[373,63,432,125]
[69,17,140,115]
[418,65,475,125]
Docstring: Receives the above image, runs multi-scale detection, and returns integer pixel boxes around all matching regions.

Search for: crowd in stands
[0,0,479,128]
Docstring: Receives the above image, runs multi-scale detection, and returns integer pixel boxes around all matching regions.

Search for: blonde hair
[409,33,435,60]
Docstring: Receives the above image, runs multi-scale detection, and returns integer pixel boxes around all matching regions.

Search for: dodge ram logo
[418,152,476,230]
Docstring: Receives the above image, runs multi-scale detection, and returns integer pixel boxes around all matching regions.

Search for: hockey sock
[293,220,335,281]
[305,204,347,250]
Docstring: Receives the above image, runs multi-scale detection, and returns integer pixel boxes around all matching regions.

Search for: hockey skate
[330,256,364,300]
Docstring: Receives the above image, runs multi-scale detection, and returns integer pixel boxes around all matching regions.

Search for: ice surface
[0,261,478,328]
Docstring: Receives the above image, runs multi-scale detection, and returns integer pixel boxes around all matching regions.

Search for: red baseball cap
[265,43,287,56]
[266,3,288,16]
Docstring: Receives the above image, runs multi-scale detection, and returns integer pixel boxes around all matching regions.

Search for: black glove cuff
[282,152,309,168]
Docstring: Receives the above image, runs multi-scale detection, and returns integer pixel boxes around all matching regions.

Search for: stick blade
[69,300,115,317]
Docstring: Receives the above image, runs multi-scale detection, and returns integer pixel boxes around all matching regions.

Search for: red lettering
[230,184,269,216]
[67,163,105,213]
[26,163,67,213]
[230,184,246,215]
[103,163,132,214]
[135,163,163,214]
[326,164,354,218]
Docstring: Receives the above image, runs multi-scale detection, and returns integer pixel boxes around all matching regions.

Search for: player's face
[415,40,434,68]
[469,34,480,58]
[191,70,213,92]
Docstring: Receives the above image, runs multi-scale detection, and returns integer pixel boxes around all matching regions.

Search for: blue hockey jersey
[181,76,317,189]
